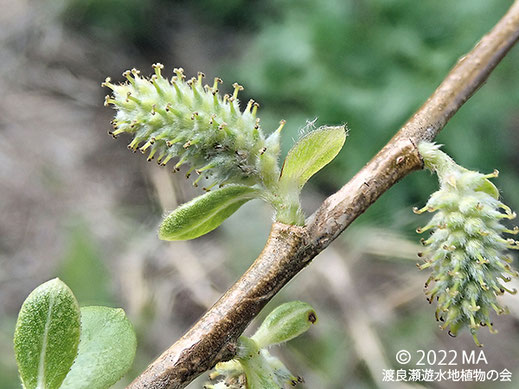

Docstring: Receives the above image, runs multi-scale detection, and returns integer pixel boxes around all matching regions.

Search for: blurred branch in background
[314,246,421,389]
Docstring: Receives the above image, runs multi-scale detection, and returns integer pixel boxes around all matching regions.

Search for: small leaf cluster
[14,278,136,389]
[205,301,317,389]
[103,65,346,238]
[415,142,518,346]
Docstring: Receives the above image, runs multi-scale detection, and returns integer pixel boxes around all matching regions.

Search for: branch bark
[128,2,519,388]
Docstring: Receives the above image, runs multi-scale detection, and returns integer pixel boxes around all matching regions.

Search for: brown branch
[128,2,519,388]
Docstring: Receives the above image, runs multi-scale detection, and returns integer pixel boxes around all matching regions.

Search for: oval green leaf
[61,306,137,389]
[14,278,81,389]
[279,126,346,190]
[251,301,317,348]
[159,185,260,241]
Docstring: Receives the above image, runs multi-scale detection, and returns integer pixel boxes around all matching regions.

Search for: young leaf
[476,177,500,199]
[13,278,81,389]
[61,306,137,389]
[251,301,317,348]
[159,185,260,241]
[279,126,346,190]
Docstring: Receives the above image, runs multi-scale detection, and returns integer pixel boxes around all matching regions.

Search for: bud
[251,301,318,348]
[415,142,518,346]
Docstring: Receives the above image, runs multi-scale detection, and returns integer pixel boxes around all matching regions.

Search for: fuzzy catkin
[415,142,518,346]
[102,65,282,190]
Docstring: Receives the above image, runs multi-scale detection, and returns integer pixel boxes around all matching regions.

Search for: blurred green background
[1,0,519,388]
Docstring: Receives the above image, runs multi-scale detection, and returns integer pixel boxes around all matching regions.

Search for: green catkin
[102,64,283,191]
[103,65,346,228]
[415,142,519,346]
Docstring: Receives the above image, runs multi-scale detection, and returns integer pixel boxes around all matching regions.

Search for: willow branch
[128,2,519,388]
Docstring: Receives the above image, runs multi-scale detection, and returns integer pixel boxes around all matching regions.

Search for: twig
[314,247,419,389]
[128,2,519,388]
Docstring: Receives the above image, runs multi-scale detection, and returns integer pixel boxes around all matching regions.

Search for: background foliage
[1,0,518,388]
